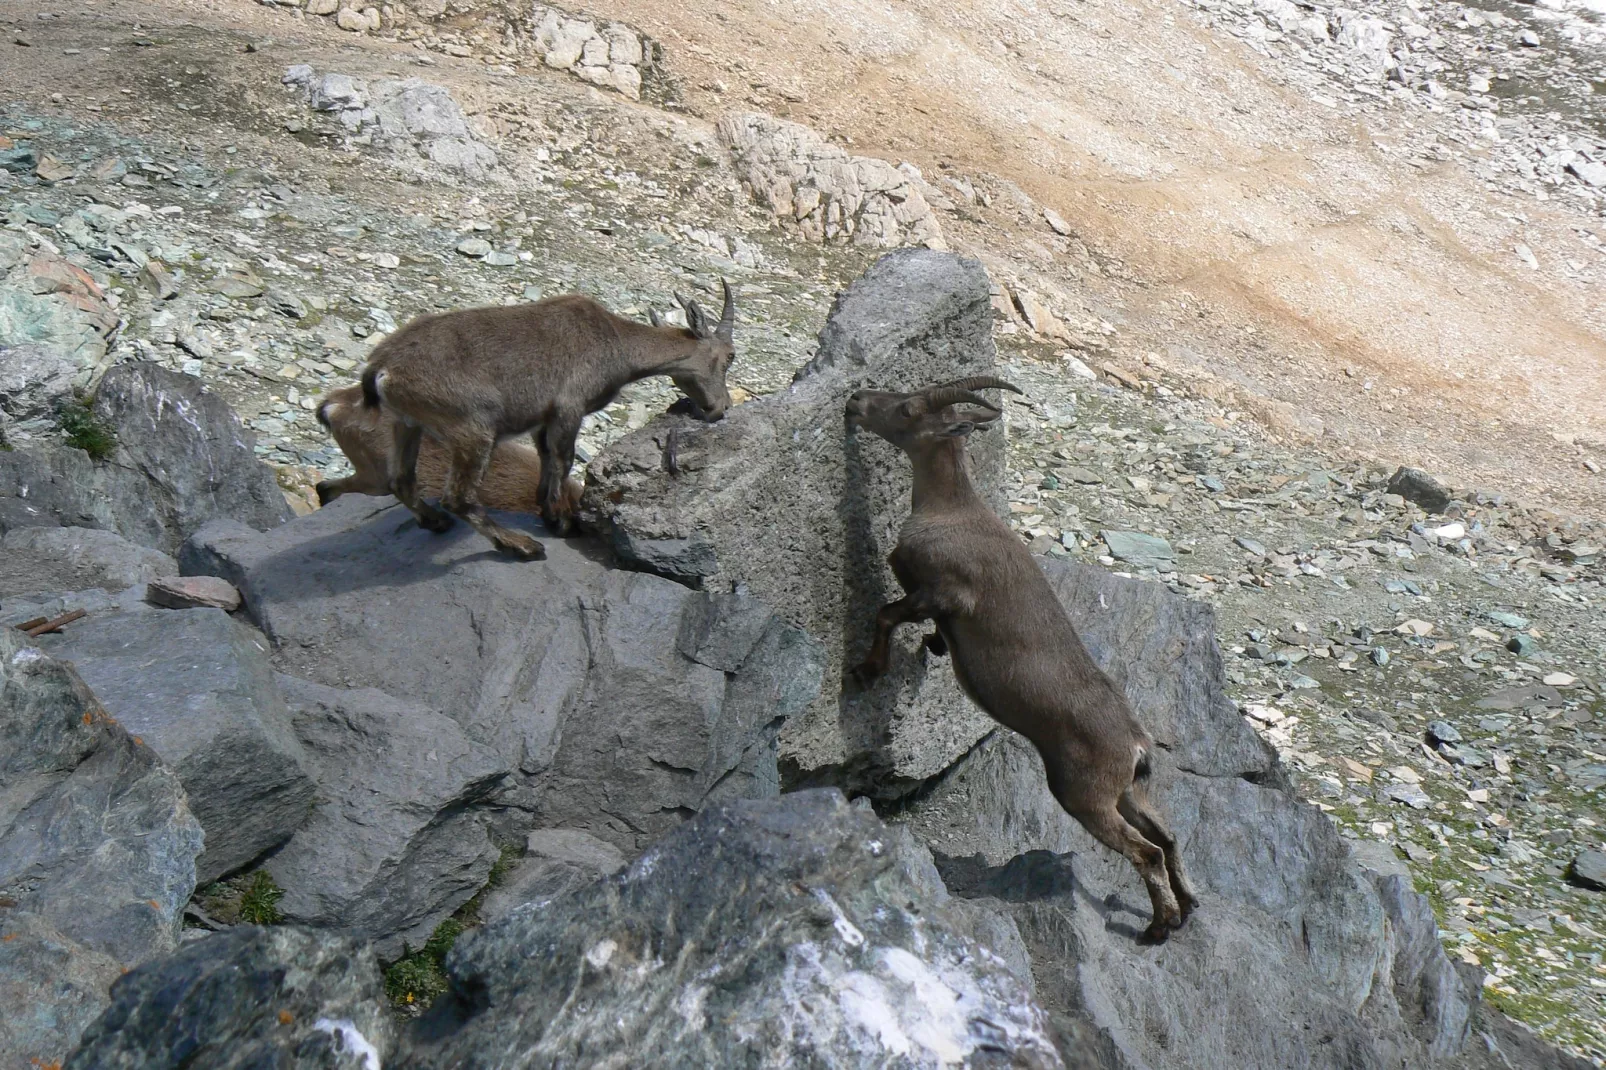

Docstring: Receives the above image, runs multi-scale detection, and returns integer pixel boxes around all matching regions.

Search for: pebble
[456,237,493,257]
[1101,530,1176,569]
[144,575,243,612]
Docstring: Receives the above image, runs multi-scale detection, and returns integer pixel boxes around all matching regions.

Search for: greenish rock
[1486,611,1530,629]
[455,237,492,257]
[1507,634,1539,657]
[482,251,517,267]
[1100,529,1176,569]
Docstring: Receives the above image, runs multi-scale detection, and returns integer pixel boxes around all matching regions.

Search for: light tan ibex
[360,284,736,560]
[846,377,1197,943]
[313,383,582,515]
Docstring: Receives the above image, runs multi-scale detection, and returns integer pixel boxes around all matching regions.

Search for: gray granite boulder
[34,606,315,883]
[401,790,1070,1069]
[0,626,204,1066]
[66,926,391,1070]
[582,249,1006,797]
[896,557,1486,1070]
[0,362,291,554]
[0,525,176,599]
[268,675,511,960]
[477,828,627,926]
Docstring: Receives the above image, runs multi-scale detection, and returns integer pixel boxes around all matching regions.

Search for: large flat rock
[181,493,822,855]
[583,249,1006,797]
[36,605,316,883]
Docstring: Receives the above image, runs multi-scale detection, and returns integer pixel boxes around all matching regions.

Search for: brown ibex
[359,285,736,560]
[313,383,582,515]
[846,377,1197,943]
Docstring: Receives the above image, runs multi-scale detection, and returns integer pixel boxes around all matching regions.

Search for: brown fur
[846,380,1198,943]
[361,286,735,560]
[314,384,582,515]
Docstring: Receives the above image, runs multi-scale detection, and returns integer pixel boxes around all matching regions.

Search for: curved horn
[922,387,1000,412]
[717,278,735,339]
[933,376,1024,396]
[648,308,665,328]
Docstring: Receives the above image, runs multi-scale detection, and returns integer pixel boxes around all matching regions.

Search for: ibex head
[845,376,1023,450]
[659,279,737,422]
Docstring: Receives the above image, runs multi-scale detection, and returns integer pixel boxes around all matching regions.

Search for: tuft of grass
[382,842,522,1014]
[196,870,284,926]
[383,917,463,1009]
[56,398,117,460]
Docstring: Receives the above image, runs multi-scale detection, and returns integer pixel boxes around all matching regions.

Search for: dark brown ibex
[313,383,582,515]
[846,377,1197,943]
[359,285,736,559]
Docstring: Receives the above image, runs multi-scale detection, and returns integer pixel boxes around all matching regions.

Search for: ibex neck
[615,318,699,380]
[909,438,983,512]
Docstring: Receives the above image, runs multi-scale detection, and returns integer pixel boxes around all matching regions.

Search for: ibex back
[361,285,736,559]
[846,377,1198,943]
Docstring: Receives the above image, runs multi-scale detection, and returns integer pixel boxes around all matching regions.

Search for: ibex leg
[388,422,453,533]
[440,429,545,561]
[849,594,935,687]
[537,413,583,536]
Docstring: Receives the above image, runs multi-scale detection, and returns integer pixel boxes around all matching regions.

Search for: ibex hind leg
[536,415,582,537]
[1119,786,1198,923]
[1077,805,1183,944]
[389,422,453,533]
[440,431,545,561]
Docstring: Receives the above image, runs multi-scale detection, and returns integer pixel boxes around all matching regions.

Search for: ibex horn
[717,278,735,340]
[922,387,1001,412]
[933,376,1024,396]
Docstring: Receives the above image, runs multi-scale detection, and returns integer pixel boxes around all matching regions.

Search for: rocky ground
[2,0,1604,1060]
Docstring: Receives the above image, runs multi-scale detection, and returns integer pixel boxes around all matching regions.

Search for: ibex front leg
[850,593,938,688]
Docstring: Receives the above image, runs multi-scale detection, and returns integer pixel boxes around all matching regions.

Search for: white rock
[1431,522,1466,540]
[603,24,643,66]
[612,63,642,100]
[305,0,337,13]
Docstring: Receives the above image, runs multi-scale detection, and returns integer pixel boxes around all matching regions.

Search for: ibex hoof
[497,534,547,561]
[314,482,334,507]
[1139,922,1172,945]
[922,631,948,657]
[419,512,455,534]
[848,661,884,690]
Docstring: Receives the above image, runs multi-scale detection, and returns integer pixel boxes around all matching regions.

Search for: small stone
[1507,634,1539,656]
[1370,647,1390,667]
[1234,536,1268,557]
[483,251,518,267]
[1385,783,1431,810]
[1486,611,1529,629]
[140,260,179,301]
[522,284,545,302]
[1569,850,1606,892]
[1044,208,1074,236]
[1426,720,1461,745]
[1430,522,1465,540]
[456,238,492,258]
[373,252,400,269]
[1541,672,1576,687]
[1287,674,1320,690]
[1518,29,1540,46]
[1061,353,1096,380]
[145,576,243,612]
[1386,466,1452,513]
[1065,467,1102,485]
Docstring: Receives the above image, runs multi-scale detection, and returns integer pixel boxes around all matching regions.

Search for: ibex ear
[939,403,1001,435]
[648,308,665,328]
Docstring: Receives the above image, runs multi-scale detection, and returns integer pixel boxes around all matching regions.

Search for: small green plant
[195,870,284,926]
[382,842,522,1014]
[238,871,285,924]
[56,398,117,460]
